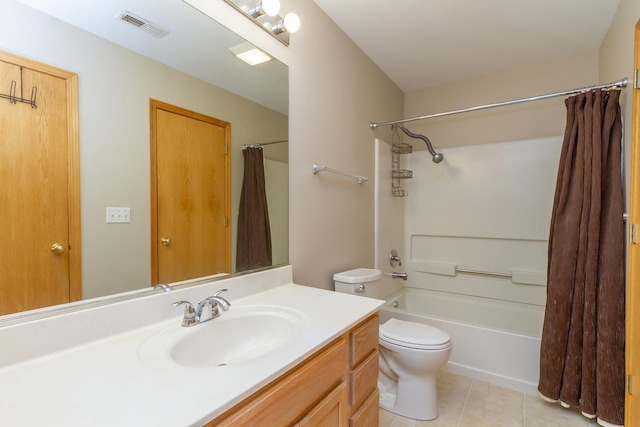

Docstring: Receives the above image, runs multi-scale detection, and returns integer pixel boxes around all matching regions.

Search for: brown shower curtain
[538,90,625,425]
[236,147,272,272]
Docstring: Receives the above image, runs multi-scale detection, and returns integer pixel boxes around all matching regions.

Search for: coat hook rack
[0,67,38,108]
[312,164,368,184]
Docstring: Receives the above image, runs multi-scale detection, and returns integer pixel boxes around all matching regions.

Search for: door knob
[51,243,65,254]
[161,237,172,246]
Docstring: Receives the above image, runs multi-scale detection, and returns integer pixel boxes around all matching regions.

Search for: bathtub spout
[391,272,408,280]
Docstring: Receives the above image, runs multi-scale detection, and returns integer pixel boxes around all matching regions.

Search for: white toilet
[334,268,452,421]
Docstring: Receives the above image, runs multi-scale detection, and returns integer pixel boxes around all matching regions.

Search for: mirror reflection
[0,0,289,316]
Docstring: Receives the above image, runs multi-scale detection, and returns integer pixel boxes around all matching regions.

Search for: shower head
[397,125,444,163]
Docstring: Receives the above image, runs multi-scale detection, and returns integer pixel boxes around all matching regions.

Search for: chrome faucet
[391,272,408,281]
[172,289,231,327]
[153,283,172,292]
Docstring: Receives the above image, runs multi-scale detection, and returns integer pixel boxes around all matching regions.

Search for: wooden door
[150,100,230,284]
[626,18,640,426]
[0,51,80,315]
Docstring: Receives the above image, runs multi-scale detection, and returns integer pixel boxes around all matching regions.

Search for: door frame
[149,99,231,285]
[0,50,81,303]
[626,18,640,426]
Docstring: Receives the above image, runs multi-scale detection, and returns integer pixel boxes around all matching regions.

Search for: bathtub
[379,287,543,395]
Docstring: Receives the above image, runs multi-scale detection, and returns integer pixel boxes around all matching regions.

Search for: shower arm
[396,125,438,158]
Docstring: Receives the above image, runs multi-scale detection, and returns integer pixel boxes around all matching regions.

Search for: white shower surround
[375,137,564,395]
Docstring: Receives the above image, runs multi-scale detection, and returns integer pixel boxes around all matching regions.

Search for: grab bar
[412,261,545,286]
[312,164,368,184]
[455,267,512,278]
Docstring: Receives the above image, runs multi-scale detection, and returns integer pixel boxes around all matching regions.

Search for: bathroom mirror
[0,0,288,318]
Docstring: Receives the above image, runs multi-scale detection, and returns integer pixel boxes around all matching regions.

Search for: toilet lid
[379,318,451,350]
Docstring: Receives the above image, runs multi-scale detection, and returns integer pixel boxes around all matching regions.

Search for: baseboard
[444,362,539,396]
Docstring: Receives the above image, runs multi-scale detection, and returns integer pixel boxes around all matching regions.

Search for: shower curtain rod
[242,139,288,149]
[369,78,628,129]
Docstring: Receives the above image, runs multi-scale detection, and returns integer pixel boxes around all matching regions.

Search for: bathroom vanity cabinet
[208,314,379,426]
[0,267,385,426]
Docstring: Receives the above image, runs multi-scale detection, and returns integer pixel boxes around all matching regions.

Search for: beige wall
[187,0,404,290]
[285,1,404,289]
[2,1,288,299]
[403,50,599,150]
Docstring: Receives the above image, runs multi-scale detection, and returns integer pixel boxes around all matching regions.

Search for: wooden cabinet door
[210,337,347,426]
[295,382,348,427]
[350,389,379,427]
[0,52,79,315]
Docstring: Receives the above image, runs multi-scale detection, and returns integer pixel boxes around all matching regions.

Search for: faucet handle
[211,289,231,311]
[210,289,231,311]
[172,301,197,327]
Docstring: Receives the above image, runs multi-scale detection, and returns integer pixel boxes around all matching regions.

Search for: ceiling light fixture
[223,0,301,46]
[229,41,272,66]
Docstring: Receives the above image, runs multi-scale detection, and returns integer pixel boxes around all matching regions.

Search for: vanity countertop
[0,282,383,426]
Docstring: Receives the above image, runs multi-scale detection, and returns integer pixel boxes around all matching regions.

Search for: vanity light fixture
[248,0,280,17]
[272,12,300,34]
[229,42,272,65]
[282,12,301,33]
[223,0,301,46]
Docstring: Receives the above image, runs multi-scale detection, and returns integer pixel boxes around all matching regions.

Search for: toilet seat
[379,318,451,350]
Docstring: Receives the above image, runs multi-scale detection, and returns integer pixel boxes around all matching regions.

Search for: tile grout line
[456,377,474,427]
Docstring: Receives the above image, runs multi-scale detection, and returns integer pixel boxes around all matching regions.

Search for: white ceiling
[15,0,289,114]
[311,0,621,92]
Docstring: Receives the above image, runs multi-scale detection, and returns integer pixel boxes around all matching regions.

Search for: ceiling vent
[116,11,169,39]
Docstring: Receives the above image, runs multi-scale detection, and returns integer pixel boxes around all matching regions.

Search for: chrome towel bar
[312,164,368,184]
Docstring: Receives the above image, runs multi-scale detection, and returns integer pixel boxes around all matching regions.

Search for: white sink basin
[139,305,307,369]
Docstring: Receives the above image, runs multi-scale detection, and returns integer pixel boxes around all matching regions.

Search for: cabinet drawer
[349,314,378,367]
[350,389,379,427]
[211,337,347,426]
[349,350,379,409]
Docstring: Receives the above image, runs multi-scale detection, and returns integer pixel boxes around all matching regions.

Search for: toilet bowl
[333,268,452,421]
[378,317,451,420]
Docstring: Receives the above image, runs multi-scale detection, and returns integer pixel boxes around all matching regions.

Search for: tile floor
[379,371,599,427]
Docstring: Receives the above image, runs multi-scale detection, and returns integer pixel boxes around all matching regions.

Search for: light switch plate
[106,207,131,223]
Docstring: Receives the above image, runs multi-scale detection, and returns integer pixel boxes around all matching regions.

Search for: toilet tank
[333,268,382,298]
